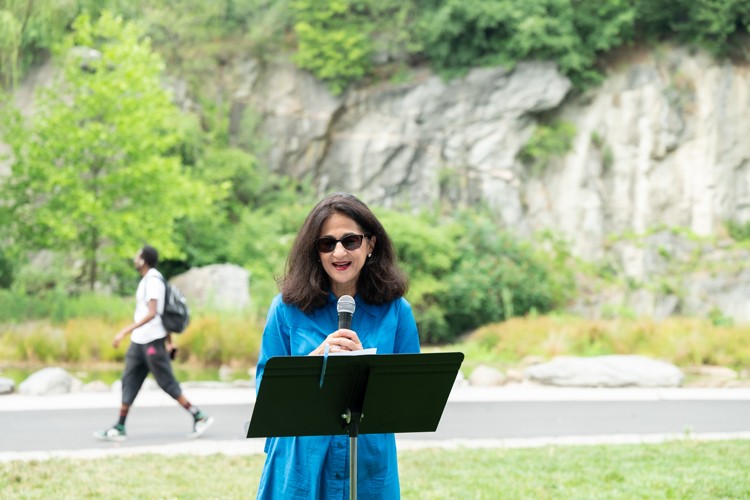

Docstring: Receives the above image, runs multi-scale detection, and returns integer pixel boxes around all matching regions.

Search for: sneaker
[93,425,126,442]
[187,414,214,439]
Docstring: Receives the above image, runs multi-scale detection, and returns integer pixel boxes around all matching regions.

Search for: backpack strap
[141,273,167,315]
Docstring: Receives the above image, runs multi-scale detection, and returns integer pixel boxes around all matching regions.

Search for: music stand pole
[343,408,362,500]
[343,364,368,499]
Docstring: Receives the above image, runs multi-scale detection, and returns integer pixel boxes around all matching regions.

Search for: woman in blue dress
[256,192,421,499]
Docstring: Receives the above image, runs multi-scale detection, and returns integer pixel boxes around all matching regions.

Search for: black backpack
[159,276,190,334]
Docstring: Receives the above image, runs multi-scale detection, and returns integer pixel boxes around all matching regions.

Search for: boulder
[219,364,233,382]
[170,263,250,311]
[81,380,111,392]
[19,367,76,395]
[0,377,15,395]
[524,355,684,388]
[469,365,506,386]
[452,370,469,388]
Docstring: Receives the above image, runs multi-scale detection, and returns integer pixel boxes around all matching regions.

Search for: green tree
[291,0,375,94]
[0,12,217,290]
[415,0,635,86]
[0,0,81,88]
[636,0,750,57]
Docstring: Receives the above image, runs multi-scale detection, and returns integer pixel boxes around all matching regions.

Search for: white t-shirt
[131,268,167,344]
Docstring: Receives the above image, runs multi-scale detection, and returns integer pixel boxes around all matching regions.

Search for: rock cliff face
[233,47,750,321]
[241,49,750,259]
[10,46,750,321]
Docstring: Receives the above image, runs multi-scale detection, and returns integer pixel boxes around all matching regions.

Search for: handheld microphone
[337,295,356,330]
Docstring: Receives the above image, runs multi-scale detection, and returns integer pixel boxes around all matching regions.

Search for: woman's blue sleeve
[394,297,421,354]
[255,294,290,395]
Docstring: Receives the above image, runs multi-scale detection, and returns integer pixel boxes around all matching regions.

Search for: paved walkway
[6,383,750,411]
[3,384,750,462]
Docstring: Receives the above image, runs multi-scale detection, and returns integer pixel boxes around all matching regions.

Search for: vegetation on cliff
[1,2,749,361]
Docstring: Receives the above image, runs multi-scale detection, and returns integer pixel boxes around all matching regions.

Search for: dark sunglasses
[316,234,369,253]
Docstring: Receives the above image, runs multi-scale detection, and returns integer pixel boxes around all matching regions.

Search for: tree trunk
[88,228,98,291]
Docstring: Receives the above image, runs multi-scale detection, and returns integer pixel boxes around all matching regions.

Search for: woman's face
[317,213,375,298]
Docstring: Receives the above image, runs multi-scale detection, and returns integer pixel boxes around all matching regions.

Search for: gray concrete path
[2,384,750,462]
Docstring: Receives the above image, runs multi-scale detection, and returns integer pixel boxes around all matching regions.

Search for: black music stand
[247,352,463,500]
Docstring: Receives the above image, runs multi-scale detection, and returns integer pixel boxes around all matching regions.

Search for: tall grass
[0,314,263,366]
[462,314,750,371]
[2,291,750,374]
[0,288,265,366]
[175,313,263,365]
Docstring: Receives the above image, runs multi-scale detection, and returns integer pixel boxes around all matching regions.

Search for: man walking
[94,244,213,442]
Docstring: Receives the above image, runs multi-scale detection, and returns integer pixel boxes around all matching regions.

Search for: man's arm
[113,298,158,348]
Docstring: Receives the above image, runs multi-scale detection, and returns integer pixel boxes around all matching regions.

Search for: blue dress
[255,293,421,499]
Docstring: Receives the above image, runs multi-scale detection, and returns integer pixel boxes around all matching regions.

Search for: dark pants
[121,338,182,405]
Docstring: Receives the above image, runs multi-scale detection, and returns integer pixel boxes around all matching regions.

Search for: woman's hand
[309,329,363,355]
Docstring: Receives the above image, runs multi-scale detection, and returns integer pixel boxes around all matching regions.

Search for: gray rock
[19,367,76,395]
[524,355,684,388]
[0,377,15,395]
[170,263,250,312]
[469,365,506,386]
[452,370,469,388]
[684,365,738,380]
[219,364,233,382]
[81,380,111,392]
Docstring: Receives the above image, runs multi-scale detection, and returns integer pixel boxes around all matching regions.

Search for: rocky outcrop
[9,46,750,322]
[524,355,684,388]
[239,48,750,259]
[232,48,750,322]
[242,61,571,214]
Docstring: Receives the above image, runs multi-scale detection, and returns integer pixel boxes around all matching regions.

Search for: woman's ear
[368,236,376,255]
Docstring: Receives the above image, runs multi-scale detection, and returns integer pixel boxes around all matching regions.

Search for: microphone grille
[337,295,356,315]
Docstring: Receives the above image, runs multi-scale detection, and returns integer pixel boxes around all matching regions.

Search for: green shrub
[226,198,314,314]
[520,120,577,175]
[726,219,750,242]
[416,0,635,86]
[0,290,131,324]
[376,209,460,343]
[291,0,374,94]
[436,213,574,341]
[378,208,574,344]
[636,0,750,57]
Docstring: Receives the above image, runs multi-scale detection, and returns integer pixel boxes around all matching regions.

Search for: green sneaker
[187,414,214,439]
[93,425,126,442]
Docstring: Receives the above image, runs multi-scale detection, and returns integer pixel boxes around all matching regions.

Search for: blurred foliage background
[1,0,749,371]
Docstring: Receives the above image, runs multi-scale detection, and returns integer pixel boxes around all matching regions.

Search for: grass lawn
[1,439,749,498]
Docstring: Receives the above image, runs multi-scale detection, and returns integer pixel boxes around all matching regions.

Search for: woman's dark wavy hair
[281,192,408,313]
